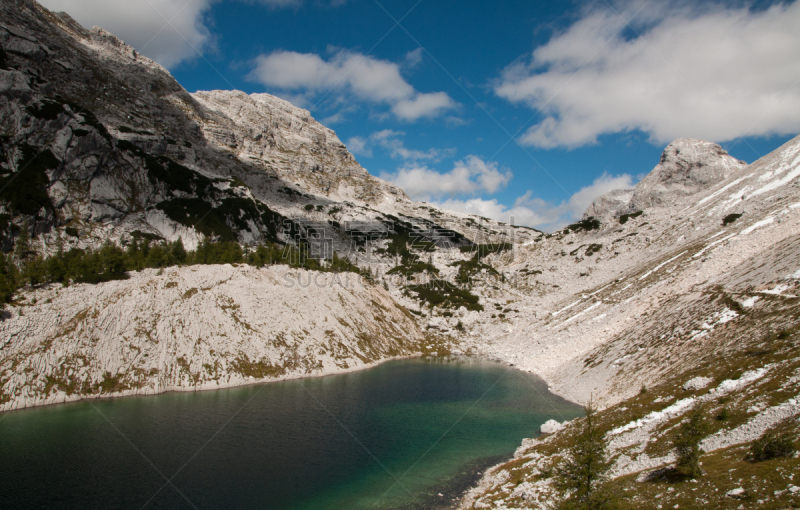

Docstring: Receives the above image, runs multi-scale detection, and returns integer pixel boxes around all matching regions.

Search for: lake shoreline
[0,352,431,414]
[0,357,582,509]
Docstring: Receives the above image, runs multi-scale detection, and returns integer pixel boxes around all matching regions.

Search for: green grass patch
[407,279,483,311]
[722,213,743,226]
[619,211,643,224]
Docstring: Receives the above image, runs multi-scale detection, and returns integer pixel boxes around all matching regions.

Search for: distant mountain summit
[1,0,509,255]
[586,138,747,220]
[191,90,408,204]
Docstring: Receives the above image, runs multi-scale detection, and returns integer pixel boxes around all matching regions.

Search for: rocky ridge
[2,2,800,506]
[190,90,408,204]
[453,135,800,508]
[0,264,431,411]
[586,138,746,219]
[0,0,524,257]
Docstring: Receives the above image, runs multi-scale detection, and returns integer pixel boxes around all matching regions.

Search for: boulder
[683,376,714,391]
[540,419,563,434]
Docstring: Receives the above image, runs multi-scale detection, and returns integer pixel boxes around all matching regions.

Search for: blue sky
[41,0,800,230]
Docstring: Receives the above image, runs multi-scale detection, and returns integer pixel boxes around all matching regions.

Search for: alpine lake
[0,357,582,509]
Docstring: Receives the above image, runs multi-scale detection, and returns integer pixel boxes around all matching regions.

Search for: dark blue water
[0,357,582,509]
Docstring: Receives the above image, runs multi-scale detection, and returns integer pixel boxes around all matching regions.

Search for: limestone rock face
[628,138,746,212]
[0,0,422,253]
[585,138,747,219]
[539,419,564,434]
[0,265,425,411]
[583,188,634,220]
[191,90,407,203]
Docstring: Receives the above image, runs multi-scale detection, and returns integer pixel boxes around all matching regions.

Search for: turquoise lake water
[0,357,582,509]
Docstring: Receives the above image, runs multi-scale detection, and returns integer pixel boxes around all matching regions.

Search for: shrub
[0,253,17,306]
[585,244,603,256]
[750,419,796,461]
[386,261,439,279]
[450,255,497,284]
[619,211,643,224]
[459,243,512,257]
[407,279,483,311]
[564,217,601,233]
[673,404,710,478]
[722,213,742,226]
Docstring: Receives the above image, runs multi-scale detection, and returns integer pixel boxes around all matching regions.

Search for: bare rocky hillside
[0,264,436,411]
[0,0,521,256]
[455,136,800,508]
[2,1,799,506]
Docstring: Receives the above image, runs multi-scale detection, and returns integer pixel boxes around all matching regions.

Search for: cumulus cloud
[432,197,553,230]
[403,48,424,68]
[248,49,456,121]
[433,172,635,231]
[40,0,216,68]
[495,1,800,148]
[345,136,372,157]
[347,130,455,161]
[371,130,455,161]
[39,0,325,68]
[381,156,512,202]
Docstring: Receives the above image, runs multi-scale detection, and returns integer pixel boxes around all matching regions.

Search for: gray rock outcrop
[585,138,747,220]
[0,264,425,411]
[539,419,564,434]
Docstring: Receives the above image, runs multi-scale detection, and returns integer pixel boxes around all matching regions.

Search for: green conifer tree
[555,400,617,510]
[14,221,30,261]
[673,403,710,478]
[0,252,18,306]
[171,238,187,264]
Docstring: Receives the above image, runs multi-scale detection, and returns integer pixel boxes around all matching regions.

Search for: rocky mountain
[2,1,799,507]
[0,0,523,411]
[0,0,521,257]
[190,90,407,204]
[454,135,800,508]
[586,138,746,220]
[1,264,432,411]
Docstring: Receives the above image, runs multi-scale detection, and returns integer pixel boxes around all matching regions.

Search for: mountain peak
[630,138,746,210]
[585,138,747,219]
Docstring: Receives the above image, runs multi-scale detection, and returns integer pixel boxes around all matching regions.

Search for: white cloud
[495,1,800,148]
[404,48,424,68]
[565,172,635,216]
[346,136,372,157]
[391,92,455,121]
[381,155,512,201]
[432,172,635,231]
[40,0,216,68]
[248,49,456,121]
[432,197,553,230]
[39,0,321,68]
[371,130,454,161]
[349,130,455,161]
